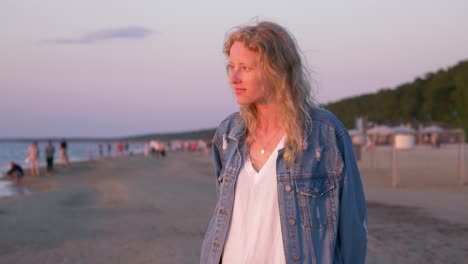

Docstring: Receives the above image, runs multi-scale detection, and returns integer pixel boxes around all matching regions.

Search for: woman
[27,142,40,176]
[201,21,367,264]
[59,139,69,165]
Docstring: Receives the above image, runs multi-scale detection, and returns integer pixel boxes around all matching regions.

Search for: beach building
[392,126,416,149]
[366,125,394,145]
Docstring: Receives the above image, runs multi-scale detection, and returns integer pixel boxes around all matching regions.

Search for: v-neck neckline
[247,136,285,174]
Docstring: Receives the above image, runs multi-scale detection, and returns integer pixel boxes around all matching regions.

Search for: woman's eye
[226,64,234,73]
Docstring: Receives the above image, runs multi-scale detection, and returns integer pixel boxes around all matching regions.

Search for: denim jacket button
[284,185,292,192]
[219,209,228,216]
[313,186,319,193]
[293,255,300,261]
[288,218,296,226]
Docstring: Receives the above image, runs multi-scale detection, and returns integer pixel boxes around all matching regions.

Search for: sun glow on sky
[1,0,467,137]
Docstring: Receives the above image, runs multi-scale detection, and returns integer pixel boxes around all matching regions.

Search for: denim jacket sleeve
[336,132,368,263]
[212,128,224,198]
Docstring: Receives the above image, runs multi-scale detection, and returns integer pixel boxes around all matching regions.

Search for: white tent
[366,125,394,135]
[393,126,416,149]
[348,129,361,136]
[420,125,444,134]
[393,126,416,134]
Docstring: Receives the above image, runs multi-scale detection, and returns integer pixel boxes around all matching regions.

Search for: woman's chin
[236,98,250,105]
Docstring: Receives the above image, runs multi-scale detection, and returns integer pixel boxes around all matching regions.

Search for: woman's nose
[229,70,240,84]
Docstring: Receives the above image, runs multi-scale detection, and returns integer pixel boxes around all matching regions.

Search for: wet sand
[0,145,467,263]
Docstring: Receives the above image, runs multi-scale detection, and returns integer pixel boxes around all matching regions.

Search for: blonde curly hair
[224,21,315,166]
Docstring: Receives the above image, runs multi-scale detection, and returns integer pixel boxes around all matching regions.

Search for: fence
[358,143,467,188]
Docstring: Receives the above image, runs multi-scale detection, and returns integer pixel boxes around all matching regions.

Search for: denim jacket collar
[228,116,245,141]
[227,114,310,151]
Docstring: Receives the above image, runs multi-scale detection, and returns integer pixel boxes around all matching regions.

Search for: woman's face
[228,41,268,105]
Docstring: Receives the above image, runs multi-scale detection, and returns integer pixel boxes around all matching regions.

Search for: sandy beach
[1,146,467,263]
[0,154,215,263]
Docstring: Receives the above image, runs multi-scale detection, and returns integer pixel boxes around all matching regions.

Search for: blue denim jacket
[200,107,367,264]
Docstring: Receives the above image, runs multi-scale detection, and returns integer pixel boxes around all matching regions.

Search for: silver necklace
[257,130,282,155]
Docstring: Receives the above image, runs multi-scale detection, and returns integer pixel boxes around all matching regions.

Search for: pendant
[260,149,265,155]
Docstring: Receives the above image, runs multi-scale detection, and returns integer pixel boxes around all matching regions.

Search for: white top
[222,137,286,264]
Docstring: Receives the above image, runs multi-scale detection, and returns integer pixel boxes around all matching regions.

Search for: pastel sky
[2,0,467,138]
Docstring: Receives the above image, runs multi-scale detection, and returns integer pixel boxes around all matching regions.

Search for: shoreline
[0,154,139,202]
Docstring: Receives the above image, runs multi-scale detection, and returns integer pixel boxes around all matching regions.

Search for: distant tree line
[324,59,468,139]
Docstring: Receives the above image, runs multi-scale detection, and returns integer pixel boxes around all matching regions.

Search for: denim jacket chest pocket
[294,145,341,230]
[296,176,336,229]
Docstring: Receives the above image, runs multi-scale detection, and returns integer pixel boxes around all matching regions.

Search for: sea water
[0,141,143,198]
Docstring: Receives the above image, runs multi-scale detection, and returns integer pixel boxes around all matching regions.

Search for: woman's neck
[255,103,283,134]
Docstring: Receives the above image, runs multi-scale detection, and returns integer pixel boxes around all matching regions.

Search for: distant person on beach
[114,142,119,156]
[59,138,69,165]
[125,142,129,155]
[45,140,55,173]
[26,142,40,176]
[88,147,94,160]
[431,133,440,148]
[107,143,112,157]
[201,21,367,264]
[4,161,24,184]
[143,141,150,156]
[118,142,124,156]
[98,144,104,158]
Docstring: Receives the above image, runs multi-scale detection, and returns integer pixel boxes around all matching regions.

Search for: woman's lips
[235,88,246,95]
